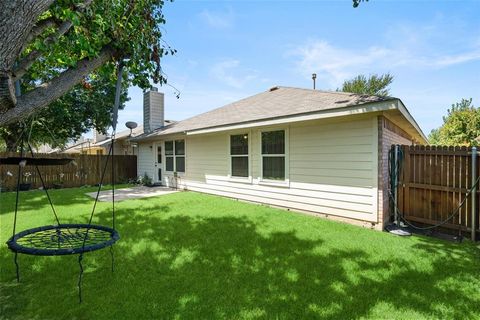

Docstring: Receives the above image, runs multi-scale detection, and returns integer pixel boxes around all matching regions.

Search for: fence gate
[394,145,479,240]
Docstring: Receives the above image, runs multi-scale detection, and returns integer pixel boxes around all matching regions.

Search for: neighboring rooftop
[134,86,426,143]
[93,120,177,147]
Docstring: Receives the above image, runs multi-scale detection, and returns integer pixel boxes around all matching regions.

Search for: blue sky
[114,0,480,137]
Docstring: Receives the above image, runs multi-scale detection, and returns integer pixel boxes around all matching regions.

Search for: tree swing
[3,62,125,303]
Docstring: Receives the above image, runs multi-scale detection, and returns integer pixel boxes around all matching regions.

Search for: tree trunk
[0,73,16,112]
[0,0,55,111]
[1,125,22,152]
[4,135,18,152]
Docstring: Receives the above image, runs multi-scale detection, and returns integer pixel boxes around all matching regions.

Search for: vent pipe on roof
[269,86,279,92]
[312,73,317,90]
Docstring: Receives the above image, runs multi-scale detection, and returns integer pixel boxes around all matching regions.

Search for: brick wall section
[377,116,413,229]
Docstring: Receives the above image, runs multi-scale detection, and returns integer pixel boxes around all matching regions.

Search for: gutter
[130,131,187,142]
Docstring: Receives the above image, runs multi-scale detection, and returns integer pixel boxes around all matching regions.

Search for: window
[261,130,285,180]
[175,140,185,173]
[165,140,185,173]
[230,134,249,177]
[165,141,174,171]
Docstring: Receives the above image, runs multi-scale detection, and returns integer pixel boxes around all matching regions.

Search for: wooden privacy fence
[394,145,479,239]
[0,152,137,191]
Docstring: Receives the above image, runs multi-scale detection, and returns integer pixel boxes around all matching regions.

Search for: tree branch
[13,0,95,81]
[75,0,94,10]
[0,46,116,126]
[22,17,58,50]
[14,20,73,80]
[21,0,93,52]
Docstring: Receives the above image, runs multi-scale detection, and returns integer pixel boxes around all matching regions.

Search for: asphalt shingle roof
[136,86,393,139]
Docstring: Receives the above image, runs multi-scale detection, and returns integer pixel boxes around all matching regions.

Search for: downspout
[471,146,477,241]
[394,144,399,226]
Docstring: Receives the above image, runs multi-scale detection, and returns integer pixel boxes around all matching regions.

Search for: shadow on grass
[1,202,479,319]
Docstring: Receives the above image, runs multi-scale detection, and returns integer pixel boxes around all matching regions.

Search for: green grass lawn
[0,187,479,319]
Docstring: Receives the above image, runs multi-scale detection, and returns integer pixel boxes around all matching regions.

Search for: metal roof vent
[269,86,279,92]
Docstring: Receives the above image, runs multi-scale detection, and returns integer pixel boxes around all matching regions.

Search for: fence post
[472,146,477,241]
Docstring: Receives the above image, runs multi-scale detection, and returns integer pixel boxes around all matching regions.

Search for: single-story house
[132,86,427,229]
[90,126,144,155]
[41,137,95,154]
[91,120,177,155]
[44,128,144,155]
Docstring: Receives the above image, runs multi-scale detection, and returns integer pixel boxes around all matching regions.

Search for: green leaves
[352,0,368,8]
[20,0,174,90]
[339,73,394,97]
[429,98,479,146]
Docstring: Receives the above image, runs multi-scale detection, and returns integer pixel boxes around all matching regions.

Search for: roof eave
[132,97,427,145]
[185,99,398,136]
[395,99,429,144]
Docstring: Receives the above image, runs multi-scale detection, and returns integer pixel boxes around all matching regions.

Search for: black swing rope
[5,61,124,303]
[78,139,116,302]
[11,133,25,282]
[15,118,93,248]
[7,119,118,301]
[10,120,61,280]
[78,60,123,302]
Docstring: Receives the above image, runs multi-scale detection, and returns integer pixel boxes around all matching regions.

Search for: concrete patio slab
[86,185,178,202]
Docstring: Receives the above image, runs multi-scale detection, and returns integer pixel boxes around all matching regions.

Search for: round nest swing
[3,61,126,303]
[6,224,119,256]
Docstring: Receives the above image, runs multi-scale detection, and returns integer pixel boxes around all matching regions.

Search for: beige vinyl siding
[290,119,375,189]
[185,134,228,181]
[137,142,153,179]
[183,115,379,223]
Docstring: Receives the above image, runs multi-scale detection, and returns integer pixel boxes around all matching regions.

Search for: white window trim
[165,141,174,173]
[164,139,186,176]
[227,132,252,183]
[259,127,289,187]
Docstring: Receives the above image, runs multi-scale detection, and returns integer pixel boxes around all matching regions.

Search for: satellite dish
[125,121,138,136]
[125,121,138,130]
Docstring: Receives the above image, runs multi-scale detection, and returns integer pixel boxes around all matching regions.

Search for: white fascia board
[396,100,429,144]
[187,100,398,136]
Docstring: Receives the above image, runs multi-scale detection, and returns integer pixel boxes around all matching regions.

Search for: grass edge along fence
[0,152,137,191]
[393,145,479,240]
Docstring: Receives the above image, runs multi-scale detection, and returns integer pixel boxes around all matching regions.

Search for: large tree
[429,98,480,146]
[0,69,129,150]
[339,73,394,97]
[0,0,175,127]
